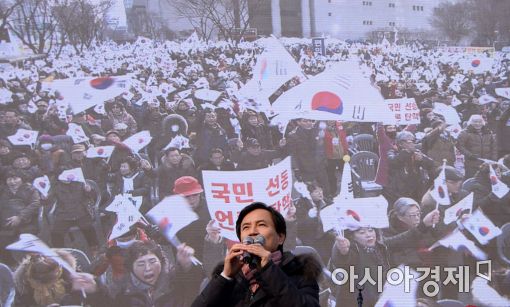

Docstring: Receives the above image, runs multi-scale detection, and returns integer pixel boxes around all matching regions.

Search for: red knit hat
[173,176,203,196]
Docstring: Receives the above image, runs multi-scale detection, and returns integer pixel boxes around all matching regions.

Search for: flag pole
[433,159,448,229]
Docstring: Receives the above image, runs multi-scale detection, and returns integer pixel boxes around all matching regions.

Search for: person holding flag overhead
[50,167,99,257]
[330,202,439,307]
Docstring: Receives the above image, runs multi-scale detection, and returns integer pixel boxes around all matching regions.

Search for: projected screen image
[1,0,510,306]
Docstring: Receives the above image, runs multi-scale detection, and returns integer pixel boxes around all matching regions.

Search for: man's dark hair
[125,240,167,271]
[235,202,286,250]
[164,147,180,156]
[209,148,224,157]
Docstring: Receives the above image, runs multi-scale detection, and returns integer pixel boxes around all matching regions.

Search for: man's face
[120,162,132,176]
[37,104,48,114]
[111,104,122,115]
[4,112,17,125]
[13,157,30,169]
[132,253,162,286]
[446,180,462,195]
[6,176,23,191]
[399,137,416,151]
[397,206,421,228]
[204,112,217,126]
[210,152,224,166]
[106,133,121,143]
[247,145,261,156]
[0,145,10,155]
[71,151,85,162]
[298,119,315,130]
[471,118,484,130]
[166,150,182,165]
[248,115,258,126]
[310,187,324,202]
[185,193,201,210]
[239,209,285,253]
[178,102,189,111]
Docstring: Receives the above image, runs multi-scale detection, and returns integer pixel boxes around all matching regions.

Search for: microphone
[242,235,265,269]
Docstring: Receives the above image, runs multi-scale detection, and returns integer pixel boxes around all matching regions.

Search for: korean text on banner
[385,98,420,125]
[202,157,293,241]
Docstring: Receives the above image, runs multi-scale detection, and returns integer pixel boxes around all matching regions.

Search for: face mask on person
[40,143,52,151]
[116,238,137,249]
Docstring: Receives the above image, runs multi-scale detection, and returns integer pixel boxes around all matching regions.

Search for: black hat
[436,165,464,181]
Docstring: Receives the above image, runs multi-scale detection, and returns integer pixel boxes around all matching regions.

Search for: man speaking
[191,202,321,306]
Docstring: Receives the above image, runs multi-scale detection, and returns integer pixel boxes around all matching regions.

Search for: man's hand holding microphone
[222,235,270,279]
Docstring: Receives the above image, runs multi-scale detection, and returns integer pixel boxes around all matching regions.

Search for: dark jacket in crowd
[383,214,435,268]
[386,148,434,203]
[469,170,510,227]
[110,171,152,213]
[194,124,229,165]
[154,154,196,198]
[421,126,457,168]
[192,252,321,307]
[295,197,335,263]
[175,199,211,261]
[233,149,284,171]
[457,125,497,177]
[497,107,510,156]
[241,124,273,150]
[52,181,93,221]
[0,183,41,235]
[287,127,327,182]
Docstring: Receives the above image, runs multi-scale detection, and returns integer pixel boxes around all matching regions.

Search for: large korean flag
[44,76,131,114]
[271,61,395,124]
[459,56,494,75]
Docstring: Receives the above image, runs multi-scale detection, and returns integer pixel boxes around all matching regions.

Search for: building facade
[250,0,441,39]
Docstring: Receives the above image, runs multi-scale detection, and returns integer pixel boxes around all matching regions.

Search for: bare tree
[52,0,112,54]
[126,6,167,40]
[168,0,265,43]
[468,0,510,46]
[1,0,22,33]
[430,1,471,44]
[7,0,58,54]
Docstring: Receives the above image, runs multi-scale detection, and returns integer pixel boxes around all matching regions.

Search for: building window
[389,22,395,26]
[413,5,424,11]
[328,0,331,2]
[363,20,373,25]
[362,1,372,6]
[328,12,332,16]
[389,3,395,8]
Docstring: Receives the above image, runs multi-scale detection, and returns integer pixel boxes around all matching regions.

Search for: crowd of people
[1,35,510,306]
